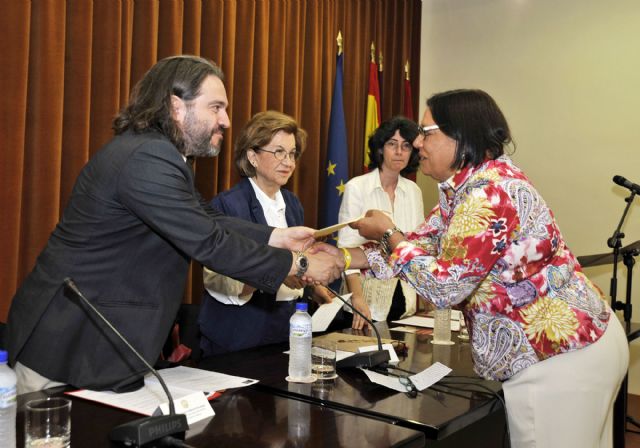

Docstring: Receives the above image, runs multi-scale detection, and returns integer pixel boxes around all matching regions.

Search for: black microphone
[326,285,391,369]
[613,175,640,195]
[63,278,189,446]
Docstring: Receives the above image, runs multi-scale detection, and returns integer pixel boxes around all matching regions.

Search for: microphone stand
[64,278,189,447]
[605,194,640,438]
[607,191,635,328]
[326,285,391,369]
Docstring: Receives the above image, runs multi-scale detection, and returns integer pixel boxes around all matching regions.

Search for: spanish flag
[363,43,381,171]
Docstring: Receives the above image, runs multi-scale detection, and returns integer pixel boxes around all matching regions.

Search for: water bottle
[288,302,312,380]
[0,350,17,448]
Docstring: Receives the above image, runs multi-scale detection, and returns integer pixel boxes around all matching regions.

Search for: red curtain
[0,0,421,319]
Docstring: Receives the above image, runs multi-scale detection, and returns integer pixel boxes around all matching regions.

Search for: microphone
[613,175,640,195]
[326,285,391,369]
[63,278,189,446]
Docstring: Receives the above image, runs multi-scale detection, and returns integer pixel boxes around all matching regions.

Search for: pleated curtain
[0,0,421,318]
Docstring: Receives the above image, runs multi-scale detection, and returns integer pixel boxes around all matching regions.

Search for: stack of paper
[67,366,258,424]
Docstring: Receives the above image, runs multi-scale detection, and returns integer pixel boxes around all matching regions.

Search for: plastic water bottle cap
[295,302,308,312]
[0,350,7,363]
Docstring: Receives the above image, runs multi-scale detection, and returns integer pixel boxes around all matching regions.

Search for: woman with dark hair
[344,89,628,447]
[337,116,424,329]
[198,111,332,357]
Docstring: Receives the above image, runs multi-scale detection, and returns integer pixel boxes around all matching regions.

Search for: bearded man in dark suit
[7,55,342,393]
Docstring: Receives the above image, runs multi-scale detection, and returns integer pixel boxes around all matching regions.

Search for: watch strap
[380,226,403,255]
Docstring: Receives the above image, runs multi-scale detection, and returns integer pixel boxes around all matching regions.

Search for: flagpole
[403,59,414,121]
[322,31,348,231]
[378,50,383,116]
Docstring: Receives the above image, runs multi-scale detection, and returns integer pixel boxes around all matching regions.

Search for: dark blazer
[198,178,304,356]
[211,177,304,228]
[7,130,292,391]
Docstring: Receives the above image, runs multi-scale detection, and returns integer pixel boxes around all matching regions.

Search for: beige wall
[418,0,640,393]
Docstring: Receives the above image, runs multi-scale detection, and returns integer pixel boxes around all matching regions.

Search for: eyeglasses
[418,124,440,138]
[254,147,300,162]
[384,140,414,152]
[371,365,419,398]
[398,376,419,398]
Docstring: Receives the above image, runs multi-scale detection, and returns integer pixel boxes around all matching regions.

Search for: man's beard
[180,109,222,158]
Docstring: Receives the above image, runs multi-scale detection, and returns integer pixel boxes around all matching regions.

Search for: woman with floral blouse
[344,89,629,448]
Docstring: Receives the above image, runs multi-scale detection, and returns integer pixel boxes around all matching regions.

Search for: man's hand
[300,250,344,285]
[269,227,315,252]
[350,209,394,241]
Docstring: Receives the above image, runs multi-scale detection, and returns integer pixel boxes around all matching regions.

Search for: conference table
[199,322,507,448]
[16,386,425,447]
[14,322,505,447]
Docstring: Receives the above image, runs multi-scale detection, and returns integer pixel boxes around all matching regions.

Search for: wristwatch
[294,251,309,278]
[380,226,404,255]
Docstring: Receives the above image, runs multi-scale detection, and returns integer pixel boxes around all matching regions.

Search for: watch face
[295,253,308,277]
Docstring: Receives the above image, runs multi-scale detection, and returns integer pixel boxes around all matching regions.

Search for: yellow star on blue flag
[327,161,337,176]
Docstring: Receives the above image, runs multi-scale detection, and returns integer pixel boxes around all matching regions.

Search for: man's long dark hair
[112,55,224,150]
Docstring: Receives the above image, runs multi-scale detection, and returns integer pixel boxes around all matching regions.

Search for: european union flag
[322,51,348,233]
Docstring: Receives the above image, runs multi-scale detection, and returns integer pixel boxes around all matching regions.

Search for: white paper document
[67,366,258,424]
[360,362,452,393]
[312,294,350,332]
[409,362,452,391]
[389,325,418,334]
[360,369,408,393]
[68,382,206,420]
[392,315,461,331]
[149,366,258,393]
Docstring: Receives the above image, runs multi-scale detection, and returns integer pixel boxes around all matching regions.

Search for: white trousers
[503,316,629,448]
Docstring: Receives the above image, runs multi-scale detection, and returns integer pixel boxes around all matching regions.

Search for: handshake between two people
[269,209,394,287]
[269,226,345,287]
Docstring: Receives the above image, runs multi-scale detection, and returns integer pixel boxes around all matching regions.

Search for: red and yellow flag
[363,44,381,171]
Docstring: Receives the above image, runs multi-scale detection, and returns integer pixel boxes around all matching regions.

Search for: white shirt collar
[248,178,287,228]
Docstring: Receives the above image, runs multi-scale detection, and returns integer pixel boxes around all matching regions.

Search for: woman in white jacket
[337,116,424,329]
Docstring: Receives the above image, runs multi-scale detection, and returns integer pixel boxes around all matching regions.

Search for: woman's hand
[350,209,395,241]
[350,293,372,330]
[283,275,306,289]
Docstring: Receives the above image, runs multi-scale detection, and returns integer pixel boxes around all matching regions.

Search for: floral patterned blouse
[365,155,611,381]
